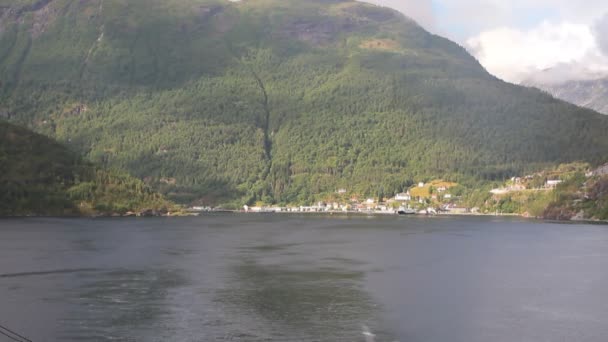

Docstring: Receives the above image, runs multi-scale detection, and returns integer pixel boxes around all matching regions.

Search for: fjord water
[1,216,607,342]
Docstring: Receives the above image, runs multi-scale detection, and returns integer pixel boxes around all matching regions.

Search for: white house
[395,192,411,201]
[490,188,509,195]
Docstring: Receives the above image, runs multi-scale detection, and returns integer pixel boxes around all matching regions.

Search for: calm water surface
[0,215,607,342]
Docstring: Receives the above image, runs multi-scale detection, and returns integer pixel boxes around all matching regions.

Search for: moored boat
[397,206,417,215]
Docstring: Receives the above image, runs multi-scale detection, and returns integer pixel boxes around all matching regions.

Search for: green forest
[0,121,175,216]
[1,0,608,207]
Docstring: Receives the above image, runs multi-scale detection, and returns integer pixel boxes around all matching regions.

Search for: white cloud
[595,13,608,55]
[467,20,608,83]
[363,0,608,83]
[437,0,608,36]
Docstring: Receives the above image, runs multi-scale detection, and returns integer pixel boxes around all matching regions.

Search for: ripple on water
[58,268,189,342]
[213,259,394,341]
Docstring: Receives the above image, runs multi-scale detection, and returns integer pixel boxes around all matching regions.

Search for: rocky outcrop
[137,209,168,217]
[58,103,89,118]
[21,0,55,14]
[542,206,577,221]
[0,0,59,38]
[592,163,608,177]
[281,17,357,45]
[30,0,59,38]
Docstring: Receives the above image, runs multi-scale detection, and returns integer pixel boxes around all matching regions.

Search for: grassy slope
[1,0,607,206]
[465,163,608,221]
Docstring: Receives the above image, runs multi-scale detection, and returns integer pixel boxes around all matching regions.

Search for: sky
[362,0,608,84]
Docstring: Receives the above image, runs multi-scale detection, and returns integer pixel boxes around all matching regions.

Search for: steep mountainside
[0,120,173,216]
[523,77,608,115]
[1,0,608,205]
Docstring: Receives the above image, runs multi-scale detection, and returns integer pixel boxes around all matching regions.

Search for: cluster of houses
[242,181,466,215]
[490,164,608,196]
[489,162,608,196]
[490,175,564,195]
[243,201,396,214]
[190,164,608,215]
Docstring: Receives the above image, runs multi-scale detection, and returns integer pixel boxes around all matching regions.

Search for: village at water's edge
[186,162,608,222]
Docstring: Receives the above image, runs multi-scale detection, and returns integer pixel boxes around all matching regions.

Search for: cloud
[437,0,608,34]
[467,21,608,83]
[362,1,608,83]
[594,13,608,55]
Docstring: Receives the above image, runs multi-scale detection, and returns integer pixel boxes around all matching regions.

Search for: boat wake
[362,325,399,342]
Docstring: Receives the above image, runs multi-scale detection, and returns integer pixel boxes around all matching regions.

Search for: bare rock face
[22,0,55,13]
[281,17,357,45]
[523,77,608,115]
[543,206,577,221]
[278,3,397,46]
[592,163,608,177]
[0,0,59,38]
[31,0,60,38]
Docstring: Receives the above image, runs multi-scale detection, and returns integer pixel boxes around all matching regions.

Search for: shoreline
[199,210,608,224]
[1,211,606,224]
[235,210,521,217]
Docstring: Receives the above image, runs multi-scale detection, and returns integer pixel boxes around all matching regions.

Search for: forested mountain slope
[1,0,608,205]
[0,121,173,216]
